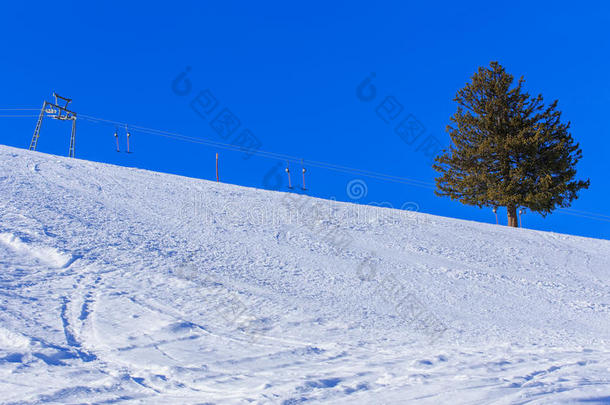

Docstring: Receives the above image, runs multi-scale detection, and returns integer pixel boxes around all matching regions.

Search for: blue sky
[1,1,609,239]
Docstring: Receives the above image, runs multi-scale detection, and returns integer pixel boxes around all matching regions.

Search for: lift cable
[0,107,608,223]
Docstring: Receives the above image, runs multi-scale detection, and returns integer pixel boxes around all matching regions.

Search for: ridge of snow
[0,232,74,268]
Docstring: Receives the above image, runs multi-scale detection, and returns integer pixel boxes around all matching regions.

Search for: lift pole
[68,118,77,158]
[29,102,47,151]
[216,153,219,182]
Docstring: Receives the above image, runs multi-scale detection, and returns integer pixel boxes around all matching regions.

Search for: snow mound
[0,232,74,268]
[0,326,30,349]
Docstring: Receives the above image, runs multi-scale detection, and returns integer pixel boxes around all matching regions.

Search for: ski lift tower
[29,93,78,157]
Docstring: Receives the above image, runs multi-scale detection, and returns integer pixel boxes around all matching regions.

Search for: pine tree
[433,62,590,227]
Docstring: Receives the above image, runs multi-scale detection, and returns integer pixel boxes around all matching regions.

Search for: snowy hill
[0,144,609,404]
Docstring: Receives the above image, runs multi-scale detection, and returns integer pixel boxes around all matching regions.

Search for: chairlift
[301,159,307,191]
[114,127,120,152]
[518,208,526,228]
[285,161,293,189]
[125,125,132,153]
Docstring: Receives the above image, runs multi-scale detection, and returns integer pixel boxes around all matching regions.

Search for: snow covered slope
[0,144,609,404]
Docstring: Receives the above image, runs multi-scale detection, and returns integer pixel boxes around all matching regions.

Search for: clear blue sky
[1,1,609,239]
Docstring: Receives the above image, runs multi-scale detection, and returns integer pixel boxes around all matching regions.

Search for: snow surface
[0,144,609,404]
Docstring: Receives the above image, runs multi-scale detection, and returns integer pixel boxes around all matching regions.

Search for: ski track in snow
[0,145,609,404]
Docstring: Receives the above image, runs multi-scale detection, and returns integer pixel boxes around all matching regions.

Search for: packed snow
[0,144,609,404]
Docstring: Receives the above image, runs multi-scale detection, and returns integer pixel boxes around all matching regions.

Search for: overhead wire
[556,209,610,223]
[78,113,436,189]
[558,208,610,220]
[1,107,609,223]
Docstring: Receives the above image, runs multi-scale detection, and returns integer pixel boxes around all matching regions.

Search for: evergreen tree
[433,62,589,227]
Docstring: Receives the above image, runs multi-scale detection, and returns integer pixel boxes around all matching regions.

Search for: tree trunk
[507,205,518,227]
